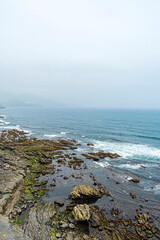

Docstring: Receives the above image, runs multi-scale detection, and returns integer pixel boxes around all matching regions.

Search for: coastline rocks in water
[96,150,121,159]
[129,178,140,183]
[72,204,90,221]
[71,185,102,199]
[0,120,6,125]
[87,143,94,146]
[82,151,121,161]
[140,165,147,169]
[82,154,100,161]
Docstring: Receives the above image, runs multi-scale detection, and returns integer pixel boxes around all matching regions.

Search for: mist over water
[1,1,160,109]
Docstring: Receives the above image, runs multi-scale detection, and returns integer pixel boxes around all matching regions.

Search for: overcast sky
[0,0,160,108]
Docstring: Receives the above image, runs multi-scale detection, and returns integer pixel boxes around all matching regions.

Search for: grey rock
[72,204,90,221]
[60,221,68,228]
[68,216,74,223]
[56,232,62,238]
[25,202,56,239]
[0,214,29,240]
[69,223,75,229]
[65,232,75,240]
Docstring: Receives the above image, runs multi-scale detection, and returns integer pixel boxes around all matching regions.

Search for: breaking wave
[0,120,10,125]
[0,125,32,134]
[93,140,160,159]
[144,184,160,195]
[95,161,110,168]
[116,163,159,170]
[60,132,68,135]
[44,134,58,138]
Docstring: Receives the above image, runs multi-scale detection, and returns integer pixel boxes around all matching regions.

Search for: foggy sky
[0,0,160,108]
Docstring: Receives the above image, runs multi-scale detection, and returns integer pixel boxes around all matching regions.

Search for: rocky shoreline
[0,129,159,240]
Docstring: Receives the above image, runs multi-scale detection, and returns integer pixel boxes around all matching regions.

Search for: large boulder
[71,185,102,199]
[72,204,90,221]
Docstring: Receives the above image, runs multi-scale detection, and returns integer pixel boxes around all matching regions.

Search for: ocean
[0,107,160,215]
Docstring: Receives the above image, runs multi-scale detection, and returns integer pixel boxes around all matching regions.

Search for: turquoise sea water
[0,107,160,197]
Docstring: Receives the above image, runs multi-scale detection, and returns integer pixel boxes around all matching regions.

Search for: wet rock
[156,232,160,239]
[39,158,52,164]
[91,156,100,161]
[68,216,74,223]
[99,187,106,195]
[135,225,146,238]
[50,183,56,187]
[90,211,101,227]
[130,192,136,199]
[145,222,152,230]
[72,204,90,221]
[64,176,68,180]
[143,213,149,221]
[69,223,75,229]
[56,232,62,238]
[54,200,64,207]
[82,154,100,161]
[65,232,75,240]
[82,150,120,161]
[25,202,56,239]
[60,221,68,228]
[71,185,102,199]
[96,150,121,159]
[140,165,147,169]
[129,178,140,183]
[87,143,94,146]
[146,230,153,238]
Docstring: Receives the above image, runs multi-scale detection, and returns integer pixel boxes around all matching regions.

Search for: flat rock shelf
[0,129,159,240]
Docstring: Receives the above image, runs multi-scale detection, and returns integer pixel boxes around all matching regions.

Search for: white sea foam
[23,129,32,135]
[144,184,160,195]
[44,134,58,138]
[116,163,159,170]
[0,125,20,130]
[60,132,68,135]
[5,122,10,125]
[76,148,83,152]
[0,125,32,134]
[95,161,110,168]
[125,175,133,181]
[93,140,160,159]
[0,120,10,125]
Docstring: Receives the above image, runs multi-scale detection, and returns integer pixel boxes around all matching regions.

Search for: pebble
[60,222,68,228]
[69,223,75,229]
[56,233,62,238]
[68,216,75,223]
